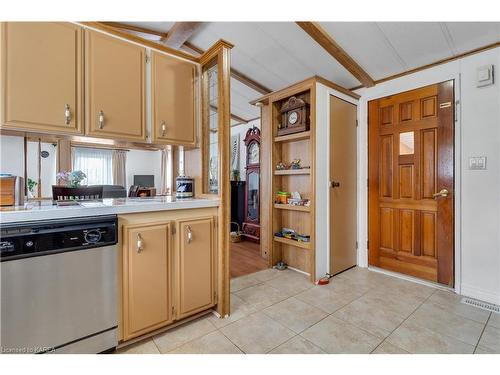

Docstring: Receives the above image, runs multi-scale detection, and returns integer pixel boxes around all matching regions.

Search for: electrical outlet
[468,156,487,170]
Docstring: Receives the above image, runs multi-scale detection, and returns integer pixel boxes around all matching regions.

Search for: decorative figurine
[276,161,287,170]
[289,159,302,169]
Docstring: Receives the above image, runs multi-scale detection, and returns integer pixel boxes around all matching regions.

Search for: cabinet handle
[98,110,105,129]
[64,104,71,125]
[186,225,193,244]
[137,233,144,253]
[161,121,166,137]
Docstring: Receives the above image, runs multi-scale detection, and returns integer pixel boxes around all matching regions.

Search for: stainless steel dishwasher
[0,215,118,354]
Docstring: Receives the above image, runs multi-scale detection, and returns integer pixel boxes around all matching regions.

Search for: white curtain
[112,150,127,187]
[72,147,113,186]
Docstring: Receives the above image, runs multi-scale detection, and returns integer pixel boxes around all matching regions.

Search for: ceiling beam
[296,21,375,87]
[161,22,204,49]
[101,22,166,38]
[104,23,273,95]
[210,104,249,125]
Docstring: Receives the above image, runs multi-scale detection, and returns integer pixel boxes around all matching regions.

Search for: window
[72,147,113,185]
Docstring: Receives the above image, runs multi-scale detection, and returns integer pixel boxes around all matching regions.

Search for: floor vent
[461,298,500,313]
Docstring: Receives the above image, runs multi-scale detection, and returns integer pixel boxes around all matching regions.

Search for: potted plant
[56,170,87,187]
[231,169,240,181]
[27,178,38,199]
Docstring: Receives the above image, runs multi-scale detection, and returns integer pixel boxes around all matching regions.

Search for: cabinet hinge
[172,306,175,316]
[172,225,176,235]
[145,55,150,64]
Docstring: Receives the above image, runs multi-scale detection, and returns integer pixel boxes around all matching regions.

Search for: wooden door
[175,217,215,319]
[151,51,196,146]
[329,96,357,275]
[85,29,146,141]
[368,81,454,285]
[0,22,83,134]
[122,222,172,340]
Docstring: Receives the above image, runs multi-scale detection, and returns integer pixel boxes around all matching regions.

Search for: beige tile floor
[116,267,500,354]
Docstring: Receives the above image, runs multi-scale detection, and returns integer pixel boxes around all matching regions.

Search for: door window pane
[399,131,414,155]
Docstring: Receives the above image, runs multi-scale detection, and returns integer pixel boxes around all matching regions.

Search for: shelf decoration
[274,228,310,243]
[275,159,310,172]
[278,96,310,136]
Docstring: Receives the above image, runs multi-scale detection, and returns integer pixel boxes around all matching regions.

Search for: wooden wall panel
[421,96,437,119]
[399,102,413,122]
[380,106,393,126]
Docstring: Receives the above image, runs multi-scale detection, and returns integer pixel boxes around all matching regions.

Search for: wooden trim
[231,68,272,95]
[79,22,199,63]
[216,44,232,317]
[161,22,204,49]
[274,203,311,212]
[367,99,380,267]
[199,39,234,66]
[350,42,500,91]
[274,130,311,143]
[209,104,248,124]
[183,41,205,55]
[296,22,374,88]
[274,236,311,250]
[100,22,167,38]
[251,75,359,106]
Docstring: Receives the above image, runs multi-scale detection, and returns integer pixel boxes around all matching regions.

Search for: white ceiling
[124,22,500,121]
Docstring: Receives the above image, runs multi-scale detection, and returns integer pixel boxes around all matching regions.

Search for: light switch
[468,156,487,170]
[477,65,494,87]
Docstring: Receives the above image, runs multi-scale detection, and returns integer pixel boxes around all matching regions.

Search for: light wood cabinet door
[122,222,172,340]
[175,217,216,319]
[152,51,196,146]
[0,22,83,134]
[85,29,146,141]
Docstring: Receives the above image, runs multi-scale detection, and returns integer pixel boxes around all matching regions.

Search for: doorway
[368,81,454,286]
[230,124,267,278]
[329,96,358,275]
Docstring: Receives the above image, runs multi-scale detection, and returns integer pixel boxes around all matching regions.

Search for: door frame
[358,75,462,294]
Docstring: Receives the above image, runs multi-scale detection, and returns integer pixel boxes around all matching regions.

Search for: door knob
[330,181,340,188]
[433,189,449,199]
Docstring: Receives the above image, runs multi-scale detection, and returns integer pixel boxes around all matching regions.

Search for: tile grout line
[473,312,491,354]
[369,288,438,354]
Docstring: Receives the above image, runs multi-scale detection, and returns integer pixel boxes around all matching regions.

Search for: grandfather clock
[242,126,260,243]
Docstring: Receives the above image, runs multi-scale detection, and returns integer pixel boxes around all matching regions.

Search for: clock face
[288,111,299,125]
[248,142,259,164]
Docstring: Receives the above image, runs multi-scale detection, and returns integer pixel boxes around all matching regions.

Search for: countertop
[0,197,220,224]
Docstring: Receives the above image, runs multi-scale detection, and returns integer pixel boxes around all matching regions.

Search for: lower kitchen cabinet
[175,217,216,319]
[119,211,217,342]
[122,221,173,341]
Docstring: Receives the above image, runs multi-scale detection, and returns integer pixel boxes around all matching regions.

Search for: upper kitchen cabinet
[151,51,197,146]
[85,29,146,141]
[0,22,83,134]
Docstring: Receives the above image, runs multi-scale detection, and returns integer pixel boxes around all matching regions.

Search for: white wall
[230,118,261,181]
[0,135,24,178]
[356,47,500,304]
[126,149,163,191]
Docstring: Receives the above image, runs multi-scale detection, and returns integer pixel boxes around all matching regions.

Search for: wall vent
[461,298,500,313]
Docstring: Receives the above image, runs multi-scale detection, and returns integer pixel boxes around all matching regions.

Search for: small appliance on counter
[0,175,24,206]
[175,146,194,199]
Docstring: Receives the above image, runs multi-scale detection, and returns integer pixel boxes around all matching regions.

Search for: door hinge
[356,119,359,127]
[367,178,369,188]
[356,241,358,250]
[145,55,150,64]
[171,225,176,235]
[367,240,369,250]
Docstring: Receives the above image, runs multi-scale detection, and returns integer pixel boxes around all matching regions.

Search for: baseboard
[461,284,500,305]
[367,266,453,292]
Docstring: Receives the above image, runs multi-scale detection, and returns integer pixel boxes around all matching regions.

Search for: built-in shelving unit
[270,82,316,280]
[273,203,311,212]
[274,169,311,175]
[273,236,311,250]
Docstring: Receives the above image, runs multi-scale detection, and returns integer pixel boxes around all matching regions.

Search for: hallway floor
[117,267,500,354]
[230,240,267,278]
